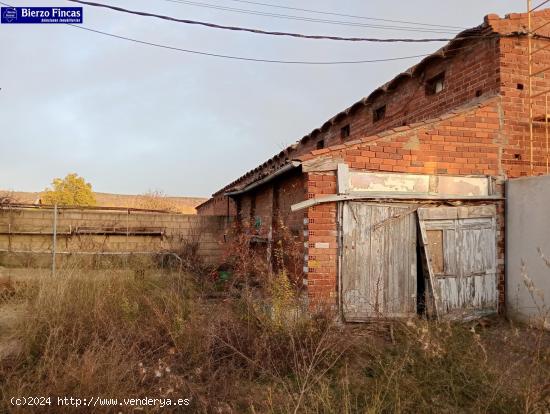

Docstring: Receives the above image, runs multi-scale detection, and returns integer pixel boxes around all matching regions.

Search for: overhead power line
[218,0,468,30]
[160,0,460,34]
[62,25,435,64]
[50,23,492,65]
[530,0,550,12]
[66,0,467,42]
[0,0,489,65]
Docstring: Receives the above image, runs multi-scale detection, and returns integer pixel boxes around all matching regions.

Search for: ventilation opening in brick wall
[426,71,445,95]
[373,105,386,123]
[316,139,325,149]
[340,124,350,139]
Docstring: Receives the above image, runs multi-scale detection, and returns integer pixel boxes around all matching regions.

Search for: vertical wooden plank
[360,203,372,317]
[342,202,357,318]
[369,204,385,316]
[426,230,444,274]
[341,202,417,320]
[418,218,440,319]
[337,163,350,195]
[418,205,498,319]
[409,208,418,314]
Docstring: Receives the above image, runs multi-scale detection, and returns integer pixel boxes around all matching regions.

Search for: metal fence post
[52,204,57,276]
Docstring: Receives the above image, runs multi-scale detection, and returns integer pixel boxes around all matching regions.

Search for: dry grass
[0,256,549,413]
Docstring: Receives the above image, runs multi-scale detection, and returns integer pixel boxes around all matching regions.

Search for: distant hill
[0,190,207,214]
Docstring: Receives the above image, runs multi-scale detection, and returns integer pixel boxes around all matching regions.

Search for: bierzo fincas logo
[0,6,83,24]
[2,7,17,22]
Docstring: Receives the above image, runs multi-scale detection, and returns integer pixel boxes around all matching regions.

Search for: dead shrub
[1,248,549,413]
[216,230,271,292]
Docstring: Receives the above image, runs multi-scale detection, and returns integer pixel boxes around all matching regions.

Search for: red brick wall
[196,196,236,216]
[252,185,273,237]
[237,193,253,229]
[220,171,307,237]
[273,172,307,281]
[198,10,550,214]
[303,100,506,308]
[304,173,338,309]
[495,11,550,177]
[299,38,500,155]
[275,172,307,236]
[228,171,307,282]
[305,98,503,176]
[199,23,501,215]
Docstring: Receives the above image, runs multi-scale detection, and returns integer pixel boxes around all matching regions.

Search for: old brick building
[197,10,550,320]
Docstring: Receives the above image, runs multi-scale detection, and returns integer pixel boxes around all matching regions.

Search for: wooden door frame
[338,201,418,321]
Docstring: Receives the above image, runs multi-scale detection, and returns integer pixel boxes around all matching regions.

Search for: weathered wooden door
[341,202,417,321]
[418,205,497,319]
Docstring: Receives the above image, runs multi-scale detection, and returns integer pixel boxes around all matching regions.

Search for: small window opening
[514,153,522,160]
[517,83,524,90]
[340,124,350,139]
[316,139,325,150]
[373,105,386,123]
[475,89,482,97]
[426,72,445,95]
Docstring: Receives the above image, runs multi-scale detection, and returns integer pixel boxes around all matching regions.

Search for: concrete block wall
[506,175,550,326]
[0,207,229,267]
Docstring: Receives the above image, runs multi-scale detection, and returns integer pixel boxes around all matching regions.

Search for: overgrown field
[0,255,549,413]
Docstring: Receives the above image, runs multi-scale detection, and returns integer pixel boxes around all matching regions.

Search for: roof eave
[225,161,301,196]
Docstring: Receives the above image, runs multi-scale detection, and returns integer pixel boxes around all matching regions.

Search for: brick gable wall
[299,37,500,155]
[198,23,501,216]
[199,10,550,217]
[303,99,505,309]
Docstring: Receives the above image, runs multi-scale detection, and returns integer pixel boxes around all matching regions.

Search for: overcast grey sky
[0,0,523,197]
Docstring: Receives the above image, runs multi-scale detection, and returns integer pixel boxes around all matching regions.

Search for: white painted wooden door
[341,202,417,321]
[418,206,498,319]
